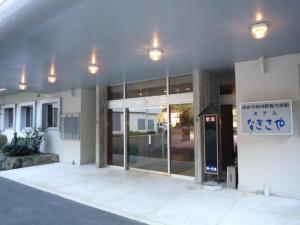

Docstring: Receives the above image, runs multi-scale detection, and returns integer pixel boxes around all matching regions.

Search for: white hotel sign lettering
[240,100,293,135]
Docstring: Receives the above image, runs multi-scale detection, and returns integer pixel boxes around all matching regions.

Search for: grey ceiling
[0,0,299,93]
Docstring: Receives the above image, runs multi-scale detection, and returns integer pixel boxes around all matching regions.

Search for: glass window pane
[108,109,124,166]
[25,106,33,127]
[148,119,155,131]
[108,85,123,100]
[170,104,194,176]
[169,74,193,94]
[126,78,166,98]
[138,119,145,130]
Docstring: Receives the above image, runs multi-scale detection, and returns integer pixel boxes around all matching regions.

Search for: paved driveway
[0,177,146,225]
[1,163,300,225]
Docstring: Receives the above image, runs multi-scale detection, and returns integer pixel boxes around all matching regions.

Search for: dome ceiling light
[148,35,164,61]
[48,63,57,84]
[19,68,27,91]
[148,48,163,61]
[88,50,100,75]
[251,22,269,39]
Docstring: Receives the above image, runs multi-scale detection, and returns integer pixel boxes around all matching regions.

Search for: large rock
[0,153,59,170]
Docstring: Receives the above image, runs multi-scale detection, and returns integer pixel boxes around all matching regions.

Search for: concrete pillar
[95,85,108,168]
[193,69,219,184]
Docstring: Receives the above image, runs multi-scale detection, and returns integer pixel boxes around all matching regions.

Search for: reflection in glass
[170,104,194,176]
[128,106,168,172]
[108,85,123,100]
[108,109,124,166]
[169,74,193,94]
[126,78,166,98]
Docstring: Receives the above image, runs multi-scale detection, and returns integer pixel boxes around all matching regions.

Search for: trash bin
[227,166,237,189]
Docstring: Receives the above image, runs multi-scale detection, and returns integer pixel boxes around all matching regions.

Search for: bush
[11,137,29,147]
[24,128,44,153]
[1,144,35,157]
[0,134,8,149]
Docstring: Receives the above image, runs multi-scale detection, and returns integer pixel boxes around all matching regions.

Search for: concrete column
[193,69,219,184]
[95,85,108,168]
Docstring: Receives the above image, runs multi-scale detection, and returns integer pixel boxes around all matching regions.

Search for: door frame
[108,93,193,176]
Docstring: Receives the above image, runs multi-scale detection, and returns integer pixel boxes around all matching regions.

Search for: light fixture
[251,22,269,39]
[19,82,27,90]
[48,63,57,83]
[148,48,163,61]
[19,67,27,90]
[88,63,99,75]
[48,74,57,83]
[88,50,100,75]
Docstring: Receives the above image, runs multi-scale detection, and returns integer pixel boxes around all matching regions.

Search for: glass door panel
[170,104,195,176]
[128,106,168,172]
[107,109,124,166]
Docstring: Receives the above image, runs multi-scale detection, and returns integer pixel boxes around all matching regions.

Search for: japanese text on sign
[240,100,293,135]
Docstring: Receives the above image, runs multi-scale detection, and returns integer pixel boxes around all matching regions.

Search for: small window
[112,112,122,132]
[148,119,155,131]
[137,119,146,131]
[169,74,193,94]
[42,102,59,129]
[126,78,166,98]
[60,114,80,140]
[21,106,34,129]
[4,108,14,129]
[108,85,123,100]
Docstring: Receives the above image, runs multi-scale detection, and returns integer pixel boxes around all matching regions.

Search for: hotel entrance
[128,106,168,173]
[107,74,195,177]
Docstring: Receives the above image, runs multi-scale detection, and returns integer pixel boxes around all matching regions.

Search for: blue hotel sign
[240,100,293,135]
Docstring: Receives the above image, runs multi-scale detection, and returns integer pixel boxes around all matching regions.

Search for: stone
[0,153,59,170]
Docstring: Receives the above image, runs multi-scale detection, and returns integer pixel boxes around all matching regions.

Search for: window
[148,119,155,131]
[137,118,146,130]
[112,112,121,132]
[4,107,14,129]
[60,114,80,140]
[126,78,166,98]
[42,102,59,129]
[20,106,34,129]
[169,74,193,94]
[108,85,123,100]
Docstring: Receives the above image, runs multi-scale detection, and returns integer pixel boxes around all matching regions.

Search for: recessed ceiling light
[251,22,269,39]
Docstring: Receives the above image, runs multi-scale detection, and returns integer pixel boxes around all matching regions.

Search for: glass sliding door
[170,104,195,176]
[107,109,124,166]
[128,106,168,172]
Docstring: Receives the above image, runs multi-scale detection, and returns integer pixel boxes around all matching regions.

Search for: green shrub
[24,128,44,153]
[11,137,29,146]
[0,134,8,148]
[1,144,35,157]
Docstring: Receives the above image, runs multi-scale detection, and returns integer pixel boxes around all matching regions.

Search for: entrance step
[202,181,223,191]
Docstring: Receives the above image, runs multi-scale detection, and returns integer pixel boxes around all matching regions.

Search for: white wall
[0,88,96,165]
[235,53,300,199]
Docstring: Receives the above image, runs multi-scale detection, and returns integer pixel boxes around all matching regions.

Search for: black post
[13,132,17,145]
